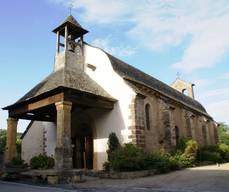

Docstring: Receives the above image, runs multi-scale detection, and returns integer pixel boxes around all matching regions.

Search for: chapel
[3,15,218,170]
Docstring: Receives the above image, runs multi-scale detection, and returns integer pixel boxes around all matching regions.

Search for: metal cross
[69,3,73,15]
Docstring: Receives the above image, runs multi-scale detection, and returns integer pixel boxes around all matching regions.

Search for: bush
[5,156,27,168]
[218,143,229,161]
[103,161,111,172]
[173,139,199,168]
[109,144,146,172]
[16,139,22,155]
[147,151,181,173]
[197,144,229,163]
[109,145,181,173]
[30,154,54,169]
[176,137,190,152]
[11,156,25,166]
[0,129,7,154]
[173,153,195,168]
[183,140,199,157]
[198,151,221,163]
[107,133,120,162]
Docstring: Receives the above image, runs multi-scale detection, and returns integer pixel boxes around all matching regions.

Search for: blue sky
[1,0,229,132]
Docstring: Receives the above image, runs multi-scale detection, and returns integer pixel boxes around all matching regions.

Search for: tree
[218,123,229,145]
[107,133,120,161]
[0,129,7,154]
[0,129,22,154]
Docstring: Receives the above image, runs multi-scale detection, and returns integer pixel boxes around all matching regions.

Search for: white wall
[22,44,137,170]
[21,121,44,163]
[44,122,56,157]
[84,44,136,169]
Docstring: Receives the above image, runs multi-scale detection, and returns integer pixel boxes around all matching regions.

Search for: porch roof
[3,68,115,110]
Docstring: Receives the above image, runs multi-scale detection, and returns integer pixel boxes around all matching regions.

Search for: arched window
[145,104,151,130]
[175,126,180,145]
[182,89,188,96]
[202,125,207,145]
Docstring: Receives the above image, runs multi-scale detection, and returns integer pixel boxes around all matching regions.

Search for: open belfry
[3,15,218,172]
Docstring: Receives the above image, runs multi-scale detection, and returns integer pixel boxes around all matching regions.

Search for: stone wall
[128,95,146,148]
[127,83,218,152]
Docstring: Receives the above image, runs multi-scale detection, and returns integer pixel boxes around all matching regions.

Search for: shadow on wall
[75,102,127,144]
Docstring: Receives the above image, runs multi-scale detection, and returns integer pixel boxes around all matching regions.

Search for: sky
[0,0,229,132]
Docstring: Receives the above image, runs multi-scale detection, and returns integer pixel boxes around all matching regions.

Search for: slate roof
[52,15,88,38]
[106,53,209,116]
[64,15,83,28]
[15,68,114,105]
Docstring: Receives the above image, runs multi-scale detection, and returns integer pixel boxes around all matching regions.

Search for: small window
[87,63,96,71]
[202,125,207,145]
[145,104,151,130]
[182,89,188,96]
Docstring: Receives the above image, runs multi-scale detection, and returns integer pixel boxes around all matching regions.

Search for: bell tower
[52,15,88,72]
[171,78,195,99]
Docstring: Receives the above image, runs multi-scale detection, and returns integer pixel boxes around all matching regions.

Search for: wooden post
[55,101,72,169]
[5,117,18,163]
[64,26,68,52]
[56,31,60,54]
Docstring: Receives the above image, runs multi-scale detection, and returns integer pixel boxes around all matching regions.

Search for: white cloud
[195,84,229,124]
[50,0,229,72]
[200,87,229,98]
[206,99,229,124]
[48,0,229,124]
[221,72,229,79]
[91,37,136,57]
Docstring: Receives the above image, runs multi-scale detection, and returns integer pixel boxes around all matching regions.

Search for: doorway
[72,123,93,169]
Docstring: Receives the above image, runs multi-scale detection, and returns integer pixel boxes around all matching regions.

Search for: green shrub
[107,133,120,162]
[173,139,198,168]
[183,140,199,157]
[197,145,224,163]
[103,161,111,172]
[0,129,7,154]
[5,156,27,168]
[11,156,24,166]
[110,144,146,172]
[30,154,54,169]
[16,139,22,154]
[199,151,221,163]
[176,137,190,152]
[143,151,181,173]
[218,143,229,161]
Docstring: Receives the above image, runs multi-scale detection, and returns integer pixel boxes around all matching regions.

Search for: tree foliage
[218,123,229,145]
[0,129,22,154]
[0,129,7,154]
[107,132,120,161]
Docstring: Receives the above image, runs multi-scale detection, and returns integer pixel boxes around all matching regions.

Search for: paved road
[1,163,229,192]
[0,181,192,192]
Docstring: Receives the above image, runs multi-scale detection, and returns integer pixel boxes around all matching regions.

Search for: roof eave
[52,21,88,35]
[124,77,212,119]
[3,86,117,111]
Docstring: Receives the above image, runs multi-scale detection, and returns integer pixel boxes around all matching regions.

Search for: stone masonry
[55,101,73,170]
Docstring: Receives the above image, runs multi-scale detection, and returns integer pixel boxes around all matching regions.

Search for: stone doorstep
[21,169,84,184]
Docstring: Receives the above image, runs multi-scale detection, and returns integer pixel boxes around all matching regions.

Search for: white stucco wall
[22,44,137,170]
[84,44,136,169]
[21,121,44,163]
[44,122,56,157]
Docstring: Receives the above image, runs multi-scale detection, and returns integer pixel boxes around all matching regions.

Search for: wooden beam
[65,93,114,109]
[9,93,64,117]
[19,115,55,122]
